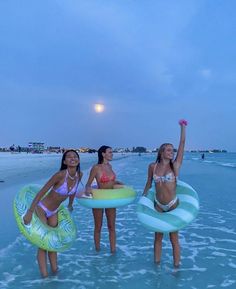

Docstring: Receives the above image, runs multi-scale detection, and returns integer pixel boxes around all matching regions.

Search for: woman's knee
[94,223,102,234]
[94,228,102,234]
[48,215,58,227]
[169,233,179,246]
[107,223,115,232]
[105,209,116,231]
[155,233,163,243]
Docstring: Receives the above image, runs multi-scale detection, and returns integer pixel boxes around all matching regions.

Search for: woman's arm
[68,171,83,211]
[68,193,76,211]
[142,163,153,196]
[174,119,187,169]
[85,166,98,195]
[23,172,60,224]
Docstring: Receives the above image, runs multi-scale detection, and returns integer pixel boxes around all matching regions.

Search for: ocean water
[0,152,236,289]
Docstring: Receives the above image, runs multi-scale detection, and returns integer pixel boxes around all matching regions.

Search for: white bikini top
[152,163,177,183]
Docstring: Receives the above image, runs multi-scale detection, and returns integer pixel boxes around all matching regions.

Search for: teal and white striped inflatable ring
[136,181,199,233]
[77,186,136,209]
[13,184,77,252]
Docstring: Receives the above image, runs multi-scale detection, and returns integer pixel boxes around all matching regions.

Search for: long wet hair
[60,149,80,174]
[98,145,111,164]
[156,143,175,176]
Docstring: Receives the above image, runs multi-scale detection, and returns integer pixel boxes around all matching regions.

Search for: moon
[94,103,105,113]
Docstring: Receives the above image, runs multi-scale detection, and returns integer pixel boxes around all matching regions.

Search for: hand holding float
[179,119,188,126]
[67,204,73,212]
[23,210,33,225]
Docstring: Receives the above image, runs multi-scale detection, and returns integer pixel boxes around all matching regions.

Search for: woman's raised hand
[179,119,188,126]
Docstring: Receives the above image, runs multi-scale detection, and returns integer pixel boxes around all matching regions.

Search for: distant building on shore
[47,146,61,153]
[132,146,147,153]
[190,149,227,153]
[28,142,45,153]
[78,147,96,153]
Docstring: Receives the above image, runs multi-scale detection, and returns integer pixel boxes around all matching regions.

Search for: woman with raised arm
[142,120,187,267]
[85,145,123,253]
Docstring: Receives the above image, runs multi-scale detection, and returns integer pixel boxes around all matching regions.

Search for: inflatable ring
[13,184,77,252]
[137,181,199,233]
[77,186,136,208]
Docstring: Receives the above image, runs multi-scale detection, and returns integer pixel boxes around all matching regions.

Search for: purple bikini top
[53,170,79,196]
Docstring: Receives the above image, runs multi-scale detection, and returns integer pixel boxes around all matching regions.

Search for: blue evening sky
[0,0,236,151]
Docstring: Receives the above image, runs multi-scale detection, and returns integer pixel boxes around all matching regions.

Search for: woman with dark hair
[85,145,123,253]
[142,120,187,267]
[23,149,82,277]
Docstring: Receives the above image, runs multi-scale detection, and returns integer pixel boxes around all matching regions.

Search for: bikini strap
[153,162,158,177]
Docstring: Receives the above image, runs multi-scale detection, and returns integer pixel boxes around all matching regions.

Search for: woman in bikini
[142,120,187,267]
[23,150,83,277]
[85,145,123,253]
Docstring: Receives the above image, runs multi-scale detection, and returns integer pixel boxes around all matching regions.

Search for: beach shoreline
[1,152,236,289]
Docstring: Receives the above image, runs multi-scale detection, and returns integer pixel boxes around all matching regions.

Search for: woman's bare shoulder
[90,164,100,173]
[92,164,100,169]
[54,170,66,179]
[48,170,65,185]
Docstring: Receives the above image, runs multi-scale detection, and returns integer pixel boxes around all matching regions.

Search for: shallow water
[0,152,236,288]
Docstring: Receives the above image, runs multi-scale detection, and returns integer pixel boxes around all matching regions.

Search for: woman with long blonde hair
[143,120,187,267]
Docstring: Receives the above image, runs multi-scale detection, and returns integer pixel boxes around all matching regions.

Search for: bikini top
[53,170,79,196]
[99,171,116,183]
[152,163,177,184]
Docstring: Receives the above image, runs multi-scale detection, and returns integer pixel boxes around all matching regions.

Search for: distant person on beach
[142,119,187,267]
[201,153,205,160]
[85,145,123,253]
[23,150,82,278]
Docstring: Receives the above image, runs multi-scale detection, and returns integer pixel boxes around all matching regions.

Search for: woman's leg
[154,232,163,264]
[168,200,180,267]
[169,231,180,267]
[37,249,48,278]
[48,213,58,273]
[105,208,116,253]
[92,209,104,251]
[35,206,48,277]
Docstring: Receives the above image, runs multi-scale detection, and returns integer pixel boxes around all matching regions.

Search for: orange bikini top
[99,171,116,183]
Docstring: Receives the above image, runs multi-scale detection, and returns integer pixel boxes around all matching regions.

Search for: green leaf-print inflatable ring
[14,184,77,252]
